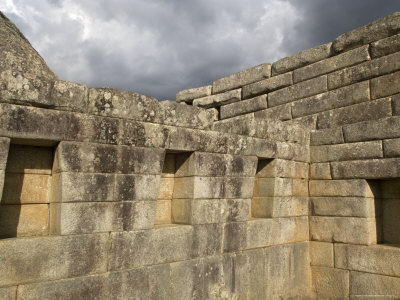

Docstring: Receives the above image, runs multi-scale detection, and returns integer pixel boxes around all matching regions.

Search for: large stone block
[370,33,400,58]
[0,286,16,300]
[256,159,308,179]
[350,271,400,297]
[310,216,378,244]
[335,244,400,277]
[191,223,223,257]
[169,258,204,299]
[114,174,160,201]
[0,233,108,286]
[192,88,241,108]
[310,140,383,162]
[343,116,400,143]
[268,75,327,107]
[291,81,370,119]
[212,63,271,94]
[0,137,10,170]
[121,120,168,148]
[309,179,373,197]
[311,196,377,217]
[310,127,344,146]
[109,226,192,270]
[220,95,267,120]
[293,45,370,83]
[242,72,292,99]
[254,104,292,121]
[312,266,349,298]
[316,97,392,129]
[332,12,400,53]
[176,85,212,102]
[371,70,400,99]
[310,163,332,179]
[253,177,308,197]
[252,196,308,218]
[328,51,400,89]
[383,138,400,157]
[331,158,400,179]
[310,242,334,267]
[271,42,332,75]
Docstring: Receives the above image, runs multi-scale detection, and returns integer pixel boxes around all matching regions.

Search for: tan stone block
[335,244,400,277]
[2,173,50,204]
[309,179,373,197]
[154,199,171,225]
[191,223,223,257]
[157,177,174,200]
[310,163,332,179]
[311,197,377,217]
[310,242,334,267]
[271,196,308,217]
[173,177,195,199]
[171,198,191,224]
[331,158,400,179]
[0,286,16,300]
[371,70,400,99]
[0,204,49,238]
[6,145,53,174]
[312,266,349,298]
[383,138,400,157]
[350,271,400,297]
[310,127,344,146]
[253,178,308,197]
[310,216,378,244]
[256,159,308,179]
[370,33,400,58]
[251,197,273,218]
[176,85,212,102]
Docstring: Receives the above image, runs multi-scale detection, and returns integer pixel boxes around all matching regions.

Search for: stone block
[309,179,373,197]
[311,196,377,218]
[271,42,332,75]
[252,196,308,218]
[120,120,168,148]
[275,141,309,162]
[117,146,165,174]
[191,223,223,257]
[310,127,344,146]
[6,145,52,174]
[207,107,219,121]
[212,63,271,94]
[371,70,400,99]
[242,72,292,99]
[310,163,332,179]
[393,94,400,115]
[157,177,174,200]
[293,45,370,83]
[251,196,273,218]
[371,33,400,58]
[384,138,400,157]
[114,174,160,201]
[317,97,392,129]
[350,271,400,297]
[343,116,400,143]
[254,104,292,121]
[285,114,318,130]
[268,75,327,107]
[256,159,308,179]
[223,221,248,252]
[335,244,400,277]
[176,85,212,102]
[0,286,16,300]
[154,199,171,224]
[312,266,349,298]
[0,204,49,238]
[192,88,241,108]
[88,88,161,122]
[331,158,400,179]
[49,80,88,113]
[328,51,400,89]
[291,80,370,119]
[332,12,400,53]
[220,95,267,120]
[2,173,51,204]
[0,137,10,170]
[310,216,378,244]
[0,233,108,286]
[169,258,204,299]
[311,140,383,162]
[253,177,308,197]
[310,242,334,267]
[109,225,193,270]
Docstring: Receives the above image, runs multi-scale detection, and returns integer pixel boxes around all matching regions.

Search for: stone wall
[1,10,400,299]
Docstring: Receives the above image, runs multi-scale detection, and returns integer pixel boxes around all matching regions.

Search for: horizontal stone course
[310,127,344,146]
[383,138,400,157]
[176,85,212,102]
[312,266,349,298]
[220,95,267,119]
[309,179,373,197]
[350,271,400,296]
[309,242,334,267]
[370,33,400,58]
[256,159,308,179]
[311,196,376,217]
[192,88,241,108]
[242,72,292,99]
[310,163,332,179]
[254,104,292,121]
[371,70,400,99]
[331,158,400,179]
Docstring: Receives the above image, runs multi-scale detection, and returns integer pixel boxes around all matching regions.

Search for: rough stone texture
[310,242,334,267]
[392,93,400,115]
[220,95,267,119]
[271,42,332,75]
[371,70,400,99]
[192,88,241,108]
[331,158,400,179]
[311,197,377,217]
[255,104,292,121]
[176,85,212,103]
[256,159,308,179]
[242,72,292,99]
[310,127,344,146]
[310,163,332,179]
[212,63,271,94]
[383,138,400,157]
[293,45,370,83]
[332,12,400,53]
[312,266,349,299]
[309,179,373,197]
[371,33,400,58]
[350,271,400,297]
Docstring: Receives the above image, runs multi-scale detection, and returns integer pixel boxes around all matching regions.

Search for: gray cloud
[1,1,400,100]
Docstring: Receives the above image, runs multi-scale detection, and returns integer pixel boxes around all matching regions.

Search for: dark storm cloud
[2,1,400,100]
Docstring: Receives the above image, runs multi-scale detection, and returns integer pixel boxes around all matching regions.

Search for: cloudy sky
[1,0,400,100]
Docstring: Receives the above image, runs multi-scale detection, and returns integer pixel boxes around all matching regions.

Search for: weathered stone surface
[176,85,212,102]
[0,137,10,170]
[268,76,327,107]
[310,140,383,162]
[371,70,400,99]
[312,266,349,298]
[254,104,292,121]
[328,51,400,89]
[311,197,376,217]
[333,12,400,53]
[350,271,400,297]
[242,72,292,99]
[256,159,308,179]
[331,158,400,179]
[227,135,278,158]
[293,45,370,83]
[0,233,108,286]
[207,107,219,121]
[310,216,378,244]
[154,199,171,224]
[48,80,88,112]
[291,81,370,119]
[317,97,392,129]
[253,178,308,197]
[192,88,241,108]
[309,179,373,197]
[392,94,400,115]
[252,196,308,218]
[220,95,267,119]
[212,63,271,94]
[0,286,16,300]
[284,114,318,130]
[383,138,400,157]
[310,242,334,267]
[310,127,344,146]
[310,163,332,179]
[335,244,400,277]
[114,174,160,201]
[271,42,332,75]
[371,32,400,58]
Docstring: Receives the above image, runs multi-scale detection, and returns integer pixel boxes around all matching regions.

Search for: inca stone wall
[1,10,400,299]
